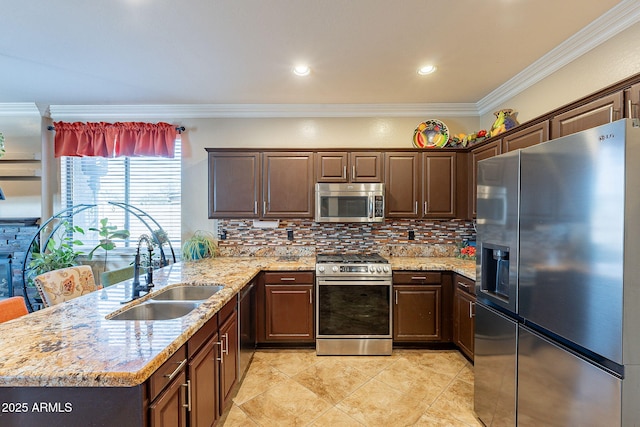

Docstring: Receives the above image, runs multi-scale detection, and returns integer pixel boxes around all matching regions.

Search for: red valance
[53,121,177,158]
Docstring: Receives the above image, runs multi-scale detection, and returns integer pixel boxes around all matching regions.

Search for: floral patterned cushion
[34,265,100,307]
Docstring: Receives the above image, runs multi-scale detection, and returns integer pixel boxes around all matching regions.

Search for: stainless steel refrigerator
[475,119,640,426]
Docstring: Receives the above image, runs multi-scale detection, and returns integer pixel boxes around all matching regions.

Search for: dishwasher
[238,281,256,379]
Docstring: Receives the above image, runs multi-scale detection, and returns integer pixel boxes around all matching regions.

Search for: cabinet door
[316,152,348,182]
[189,338,218,427]
[263,152,314,218]
[625,82,640,120]
[454,288,476,360]
[218,311,238,414]
[551,91,624,138]
[350,152,383,182]
[393,285,441,342]
[501,120,549,153]
[208,152,261,218]
[149,370,188,427]
[469,140,501,217]
[422,152,456,218]
[385,152,420,218]
[265,284,314,342]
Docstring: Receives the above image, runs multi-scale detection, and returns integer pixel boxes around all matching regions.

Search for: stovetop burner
[316,254,388,264]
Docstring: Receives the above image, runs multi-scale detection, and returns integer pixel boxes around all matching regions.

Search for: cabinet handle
[458,281,471,291]
[610,108,621,122]
[395,289,398,305]
[222,333,229,356]
[470,302,475,318]
[629,99,639,119]
[414,201,418,214]
[411,276,427,281]
[280,277,296,281]
[309,291,312,305]
[216,341,223,363]
[164,358,187,381]
[343,165,347,179]
[424,201,427,215]
[352,165,356,180]
[181,380,192,411]
[254,201,258,214]
[263,201,267,213]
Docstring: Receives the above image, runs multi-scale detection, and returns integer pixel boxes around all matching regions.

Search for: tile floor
[222,349,483,426]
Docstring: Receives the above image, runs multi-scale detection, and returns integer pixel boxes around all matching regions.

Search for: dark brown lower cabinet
[218,302,239,415]
[260,272,315,343]
[149,346,189,427]
[393,284,441,342]
[189,337,218,427]
[453,274,476,360]
[149,370,188,427]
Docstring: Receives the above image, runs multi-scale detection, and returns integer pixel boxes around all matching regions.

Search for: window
[61,138,181,254]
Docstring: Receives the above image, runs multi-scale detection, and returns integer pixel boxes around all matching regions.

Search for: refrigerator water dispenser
[481,243,510,301]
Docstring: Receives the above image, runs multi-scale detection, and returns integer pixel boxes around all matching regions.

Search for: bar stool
[34,265,99,307]
[0,296,29,322]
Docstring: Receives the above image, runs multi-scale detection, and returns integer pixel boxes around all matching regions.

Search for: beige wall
[481,21,640,126]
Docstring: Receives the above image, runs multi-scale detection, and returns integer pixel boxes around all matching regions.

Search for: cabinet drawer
[148,345,187,402]
[393,271,441,284]
[187,313,218,360]
[264,271,314,284]
[218,295,237,325]
[454,274,475,295]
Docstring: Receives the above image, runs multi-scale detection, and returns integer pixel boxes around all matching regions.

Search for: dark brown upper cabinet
[208,151,314,219]
[316,151,383,183]
[385,151,457,219]
[469,140,502,218]
[551,91,624,138]
[422,152,456,218]
[262,152,314,218]
[385,152,420,218]
[502,120,549,153]
[208,151,262,218]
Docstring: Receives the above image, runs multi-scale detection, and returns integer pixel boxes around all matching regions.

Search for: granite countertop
[0,256,474,388]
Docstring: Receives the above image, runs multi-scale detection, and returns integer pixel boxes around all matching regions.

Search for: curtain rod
[47,125,186,133]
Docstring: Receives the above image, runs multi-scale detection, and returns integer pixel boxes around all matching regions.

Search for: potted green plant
[181,230,218,261]
[27,221,86,284]
[87,218,130,272]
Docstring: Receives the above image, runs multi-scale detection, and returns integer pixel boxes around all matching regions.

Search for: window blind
[61,138,181,251]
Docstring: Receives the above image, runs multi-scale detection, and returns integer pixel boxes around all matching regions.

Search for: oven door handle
[317,279,392,286]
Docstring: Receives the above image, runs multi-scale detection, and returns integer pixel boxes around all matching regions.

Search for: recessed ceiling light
[417,65,437,75]
[293,65,311,77]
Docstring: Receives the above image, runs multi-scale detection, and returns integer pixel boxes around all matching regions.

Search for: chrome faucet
[132,234,154,299]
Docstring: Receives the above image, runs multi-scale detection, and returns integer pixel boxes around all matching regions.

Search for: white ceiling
[0,0,637,117]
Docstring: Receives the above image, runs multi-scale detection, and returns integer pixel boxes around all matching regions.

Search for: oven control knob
[318,266,325,273]
[332,266,339,273]
[369,266,375,273]
[377,266,383,272]
[383,266,390,273]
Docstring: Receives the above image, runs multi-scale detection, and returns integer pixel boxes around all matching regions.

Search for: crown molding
[48,102,479,120]
[477,0,640,116]
[0,103,40,116]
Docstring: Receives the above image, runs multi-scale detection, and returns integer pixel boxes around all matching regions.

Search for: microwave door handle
[369,195,374,220]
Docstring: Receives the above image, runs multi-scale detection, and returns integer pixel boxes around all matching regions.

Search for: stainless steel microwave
[315,183,385,223]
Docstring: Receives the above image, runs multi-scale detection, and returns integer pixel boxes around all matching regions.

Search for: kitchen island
[0,256,474,426]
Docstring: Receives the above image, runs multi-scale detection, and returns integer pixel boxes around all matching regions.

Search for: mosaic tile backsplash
[216,218,476,257]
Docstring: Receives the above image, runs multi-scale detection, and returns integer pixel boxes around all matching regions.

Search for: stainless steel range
[315,253,392,355]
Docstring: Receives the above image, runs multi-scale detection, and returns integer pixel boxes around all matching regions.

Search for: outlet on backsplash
[408,229,415,240]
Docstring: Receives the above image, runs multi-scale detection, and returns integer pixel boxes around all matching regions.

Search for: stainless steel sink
[108,301,201,321]
[150,285,224,301]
